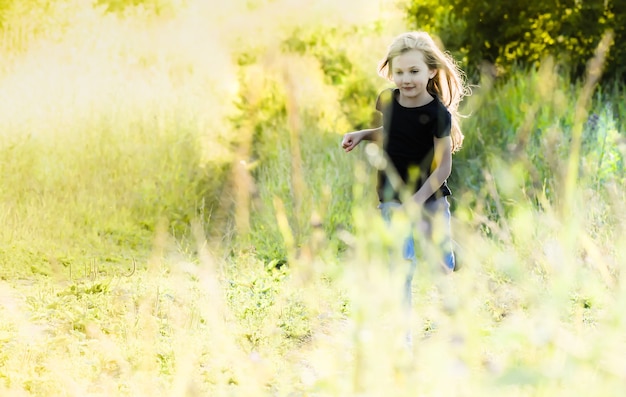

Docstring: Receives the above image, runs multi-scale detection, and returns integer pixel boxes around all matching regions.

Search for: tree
[406,0,624,82]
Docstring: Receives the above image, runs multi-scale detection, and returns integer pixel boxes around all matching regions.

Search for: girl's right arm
[341,126,382,153]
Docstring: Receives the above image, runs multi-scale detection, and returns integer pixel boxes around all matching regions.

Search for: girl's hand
[341,132,362,152]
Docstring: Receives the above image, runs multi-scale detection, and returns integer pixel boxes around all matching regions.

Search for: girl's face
[391,49,436,105]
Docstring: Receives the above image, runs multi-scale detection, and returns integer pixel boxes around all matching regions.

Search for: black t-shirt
[376,88,452,203]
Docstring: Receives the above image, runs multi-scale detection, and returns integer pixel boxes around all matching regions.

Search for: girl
[341,31,468,304]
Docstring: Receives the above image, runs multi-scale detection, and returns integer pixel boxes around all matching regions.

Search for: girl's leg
[423,197,455,272]
[400,222,416,347]
[378,202,416,309]
[402,243,417,309]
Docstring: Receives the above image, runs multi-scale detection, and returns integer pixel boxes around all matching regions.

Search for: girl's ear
[429,69,438,79]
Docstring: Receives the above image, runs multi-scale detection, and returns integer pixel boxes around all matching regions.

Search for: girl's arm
[341,126,383,153]
[411,136,453,205]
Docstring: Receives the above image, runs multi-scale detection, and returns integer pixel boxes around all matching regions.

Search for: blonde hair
[379,31,469,153]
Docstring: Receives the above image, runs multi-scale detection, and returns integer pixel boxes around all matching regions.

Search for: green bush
[281,25,382,130]
[406,0,624,82]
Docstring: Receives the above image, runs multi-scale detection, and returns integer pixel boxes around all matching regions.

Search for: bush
[406,0,624,82]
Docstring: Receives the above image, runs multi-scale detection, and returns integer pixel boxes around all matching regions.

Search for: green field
[1,1,625,396]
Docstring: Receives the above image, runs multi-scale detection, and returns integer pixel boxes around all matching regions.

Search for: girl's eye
[411,70,419,74]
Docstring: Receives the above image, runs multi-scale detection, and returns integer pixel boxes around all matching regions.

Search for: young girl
[341,31,468,302]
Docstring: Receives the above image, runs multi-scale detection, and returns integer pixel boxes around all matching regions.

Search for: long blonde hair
[379,31,469,153]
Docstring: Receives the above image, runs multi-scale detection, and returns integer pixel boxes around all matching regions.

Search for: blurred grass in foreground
[1,0,626,396]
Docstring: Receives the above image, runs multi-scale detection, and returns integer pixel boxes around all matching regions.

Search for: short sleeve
[375,88,394,112]
[435,106,452,138]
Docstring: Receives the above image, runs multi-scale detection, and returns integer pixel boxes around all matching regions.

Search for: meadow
[1,0,625,396]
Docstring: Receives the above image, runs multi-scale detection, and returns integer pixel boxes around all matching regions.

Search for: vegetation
[406,0,625,81]
[0,0,625,396]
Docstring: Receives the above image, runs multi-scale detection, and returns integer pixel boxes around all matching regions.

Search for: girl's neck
[395,90,434,108]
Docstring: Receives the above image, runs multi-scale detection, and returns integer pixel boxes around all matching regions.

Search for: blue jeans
[379,197,455,307]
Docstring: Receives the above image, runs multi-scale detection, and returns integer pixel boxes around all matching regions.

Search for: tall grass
[1,0,626,396]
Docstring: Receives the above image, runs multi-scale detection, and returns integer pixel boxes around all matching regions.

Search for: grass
[1,0,626,396]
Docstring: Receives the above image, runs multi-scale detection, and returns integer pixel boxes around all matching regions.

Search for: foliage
[406,0,624,82]
[281,24,383,130]
[451,62,625,227]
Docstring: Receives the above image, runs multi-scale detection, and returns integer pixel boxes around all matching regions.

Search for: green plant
[406,0,624,82]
